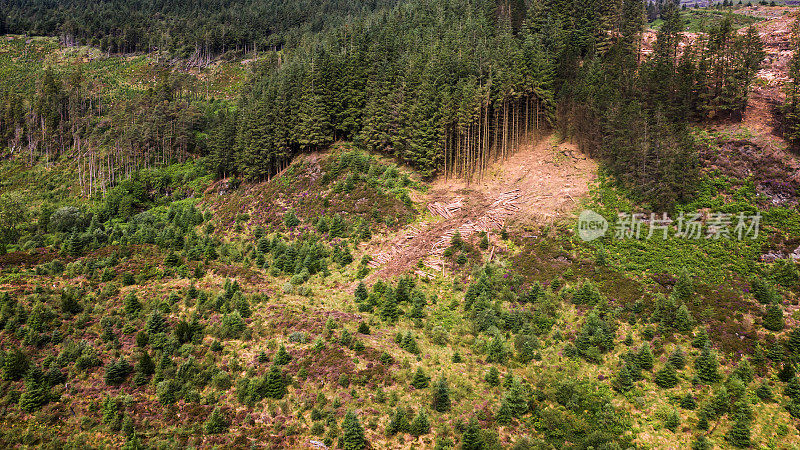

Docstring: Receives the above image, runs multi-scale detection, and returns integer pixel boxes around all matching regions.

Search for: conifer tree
[380,290,399,322]
[486,335,508,364]
[342,410,366,450]
[655,362,679,388]
[664,408,680,432]
[204,407,230,434]
[764,303,785,331]
[681,393,697,410]
[503,379,529,418]
[485,367,500,386]
[461,418,483,450]
[786,376,800,402]
[726,419,751,448]
[432,377,451,413]
[274,344,291,365]
[692,328,710,348]
[354,282,368,303]
[495,400,513,425]
[614,363,634,392]
[696,343,720,384]
[732,358,753,384]
[124,292,142,315]
[637,343,654,371]
[673,304,695,332]
[410,409,430,436]
[669,347,686,370]
[18,370,51,412]
[264,364,286,399]
[145,310,166,334]
[411,367,429,389]
[387,407,410,435]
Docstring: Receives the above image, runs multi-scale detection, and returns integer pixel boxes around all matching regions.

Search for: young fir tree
[692,328,710,348]
[124,292,142,316]
[614,363,634,392]
[204,407,230,434]
[637,343,655,371]
[782,14,800,144]
[387,407,410,435]
[263,364,286,399]
[431,378,451,413]
[411,367,429,389]
[341,410,366,450]
[763,303,785,331]
[485,367,500,386]
[354,282,368,303]
[681,393,697,410]
[655,362,679,389]
[732,358,754,384]
[503,379,529,418]
[696,343,720,384]
[409,409,431,436]
[496,400,513,425]
[669,347,686,370]
[726,419,752,448]
[461,418,483,450]
[380,290,399,322]
[673,304,695,332]
[274,344,291,365]
[664,408,680,432]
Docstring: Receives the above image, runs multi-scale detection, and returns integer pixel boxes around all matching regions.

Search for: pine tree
[485,367,500,386]
[673,304,695,332]
[461,418,483,450]
[354,282,368,303]
[726,419,751,448]
[779,362,796,382]
[380,290,399,322]
[342,410,367,450]
[486,335,508,364]
[124,292,142,315]
[204,407,230,434]
[673,268,694,301]
[496,400,513,425]
[145,310,166,334]
[692,435,711,450]
[692,328,710,348]
[784,9,800,142]
[614,363,634,392]
[283,209,300,229]
[503,379,529,417]
[387,407,410,435]
[410,409,431,436]
[637,343,654,371]
[789,327,800,355]
[664,408,680,432]
[732,358,753,384]
[411,367,429,389]
[680,393,697,410]
[669,347,686,370]
[786,376,800,402]
[764,303,785,331]
[2,348,29,381]
[695,343,720,384]
[264,364,286,399]
[756,382,773,401]
[18,370,51,412]
[274,344,291,365]
[432,378,451,412]
[655,362,679,388]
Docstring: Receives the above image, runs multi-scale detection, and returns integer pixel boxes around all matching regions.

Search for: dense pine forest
[1,0,800,449]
